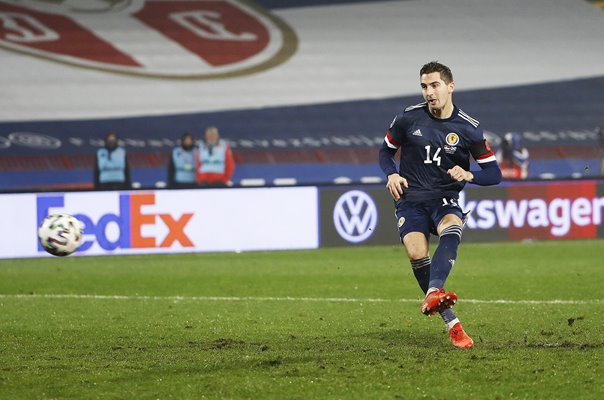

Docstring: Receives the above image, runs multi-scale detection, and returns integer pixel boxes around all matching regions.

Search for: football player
[378,61,502,348]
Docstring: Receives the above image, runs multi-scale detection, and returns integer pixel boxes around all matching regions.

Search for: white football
[38,213,83,257]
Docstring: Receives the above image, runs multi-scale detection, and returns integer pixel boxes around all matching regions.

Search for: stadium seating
[1,74,602,192]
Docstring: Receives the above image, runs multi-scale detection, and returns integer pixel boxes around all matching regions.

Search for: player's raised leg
[403,232,458,316]
[409,254,472,348]
[419,213,462,313]
[426,213,473,347]
[429,216,463,290]
[410,257,462,321]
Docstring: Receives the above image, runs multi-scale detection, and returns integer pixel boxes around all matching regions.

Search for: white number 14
[424,145,442,166]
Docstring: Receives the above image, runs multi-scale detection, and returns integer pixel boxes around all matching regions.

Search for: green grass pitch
[1,240,603,399]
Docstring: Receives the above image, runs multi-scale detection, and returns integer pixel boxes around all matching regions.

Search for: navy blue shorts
[394,197,465,240]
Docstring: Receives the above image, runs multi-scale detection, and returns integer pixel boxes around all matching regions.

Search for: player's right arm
[379,114,409,200]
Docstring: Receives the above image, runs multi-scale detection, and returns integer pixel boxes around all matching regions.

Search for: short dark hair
[105,131,118,140]
[420,61,453,84]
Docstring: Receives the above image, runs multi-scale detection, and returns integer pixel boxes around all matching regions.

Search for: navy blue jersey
[381,102,496,201]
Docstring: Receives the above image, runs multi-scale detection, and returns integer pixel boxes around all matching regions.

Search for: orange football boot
[449,322,474,349]
[420,288,457,316]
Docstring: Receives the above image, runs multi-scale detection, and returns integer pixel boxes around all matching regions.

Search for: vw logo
[333,190,378,243]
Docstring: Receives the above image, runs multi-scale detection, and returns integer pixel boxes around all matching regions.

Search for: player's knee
[404,244,429,260]
[402,232,429,260]
[406,247,429,260]
[439,224,463,242]
[437,215,463,236]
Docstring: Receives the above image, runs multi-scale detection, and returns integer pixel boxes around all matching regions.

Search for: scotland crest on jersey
[444,132,459,154]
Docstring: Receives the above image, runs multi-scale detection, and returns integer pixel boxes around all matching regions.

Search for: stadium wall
[2,180,603,259]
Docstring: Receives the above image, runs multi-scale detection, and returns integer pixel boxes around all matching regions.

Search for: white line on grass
[0,293,602,305]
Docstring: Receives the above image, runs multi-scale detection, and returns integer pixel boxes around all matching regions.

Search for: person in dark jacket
[168,132,197,188]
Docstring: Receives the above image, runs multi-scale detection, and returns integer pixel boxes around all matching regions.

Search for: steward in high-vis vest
[168,132,197,188]
[94,132,131,190]
[195,126,235,187]
[496,132,529,180]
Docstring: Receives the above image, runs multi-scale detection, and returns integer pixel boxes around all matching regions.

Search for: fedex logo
[37,193,194,252]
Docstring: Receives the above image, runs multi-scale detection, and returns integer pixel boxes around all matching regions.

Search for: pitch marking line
[0,293,602,305]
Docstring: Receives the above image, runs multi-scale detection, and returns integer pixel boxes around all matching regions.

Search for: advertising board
[2,180,602,259]
[320,180,604,246]
[0,187,319,258]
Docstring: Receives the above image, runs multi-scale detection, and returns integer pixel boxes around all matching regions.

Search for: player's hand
[447,166,473,182]
[386,173,408,201]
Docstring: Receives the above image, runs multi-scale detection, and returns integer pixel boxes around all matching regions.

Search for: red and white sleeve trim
[385,131,400,149]
[476,153,497,163]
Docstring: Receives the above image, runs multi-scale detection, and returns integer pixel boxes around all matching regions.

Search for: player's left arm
[468,135,502,185]
[448,135,502,186]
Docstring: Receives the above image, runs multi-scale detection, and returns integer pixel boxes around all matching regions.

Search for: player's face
[420,72,454,112]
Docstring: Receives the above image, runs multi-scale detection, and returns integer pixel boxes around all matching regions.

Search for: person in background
[168,132,197,188]
[195,126,235,187]
[94,131,131,190]
[496,132,529,180]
